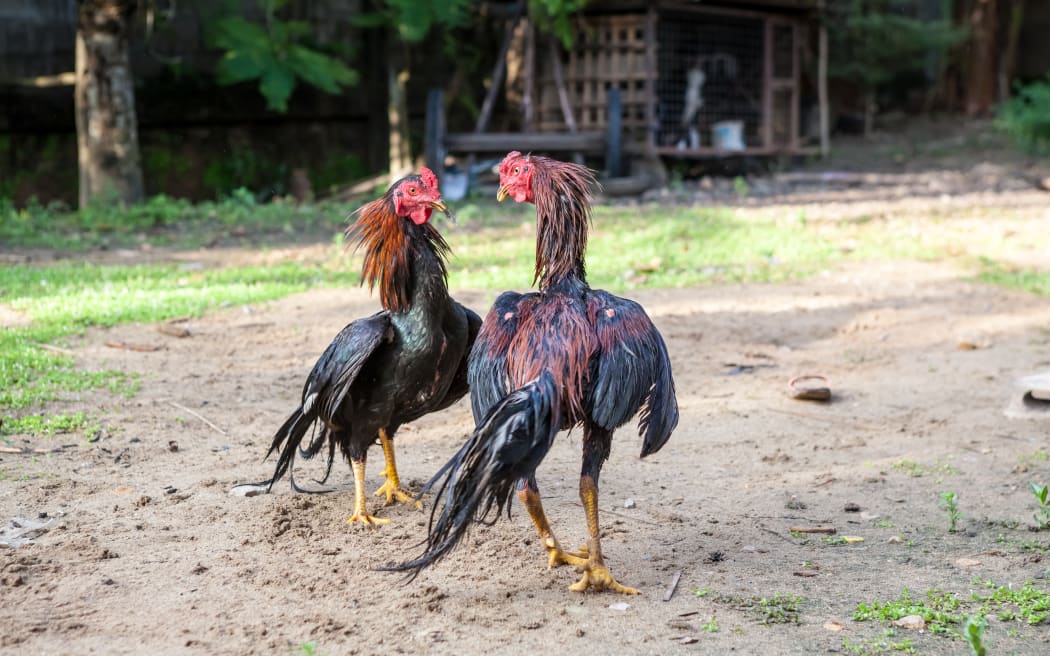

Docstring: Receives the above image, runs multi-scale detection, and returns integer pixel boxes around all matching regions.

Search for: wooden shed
[530,0,819,159]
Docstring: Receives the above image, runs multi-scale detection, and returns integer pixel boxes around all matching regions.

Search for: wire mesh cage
[529,3,805,157]
[656,10,765,151]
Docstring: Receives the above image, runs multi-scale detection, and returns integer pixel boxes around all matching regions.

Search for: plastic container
[711,120,745,151]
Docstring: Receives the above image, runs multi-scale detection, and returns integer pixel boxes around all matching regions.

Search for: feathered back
[529,156,598,288]
[346,178,451,313]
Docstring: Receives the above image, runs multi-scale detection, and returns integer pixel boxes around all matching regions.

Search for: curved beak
[496,186,509,203]
[428,199,456,223]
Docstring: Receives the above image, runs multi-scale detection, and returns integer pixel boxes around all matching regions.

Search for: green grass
[0,412,97,438]
[0,193,358,251]
[855,582,1050,639]
[714,592,803,625]
[854,588,964,635]
[0,260,360,435]
[890,459,960,478]
[980,266,1050,297]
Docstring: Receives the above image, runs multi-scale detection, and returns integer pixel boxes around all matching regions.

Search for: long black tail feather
[258,405,335,493]
[385,372,561,578]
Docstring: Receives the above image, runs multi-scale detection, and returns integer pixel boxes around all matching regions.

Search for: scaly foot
[568,563,639,595]
[543,537,589,569]
[374,477,422,508]
[345,511,390,527]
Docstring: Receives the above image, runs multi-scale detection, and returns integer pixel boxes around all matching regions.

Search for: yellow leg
[568,476,638,595]
[345,459,389,527]
[373,429,421,508]
[518,486,588,569]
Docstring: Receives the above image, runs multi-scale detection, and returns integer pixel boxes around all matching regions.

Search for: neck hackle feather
[346,185,451,313]
[528,156,598,289]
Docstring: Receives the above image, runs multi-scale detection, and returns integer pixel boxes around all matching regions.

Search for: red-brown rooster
[392,153,678,592]
[236,169,481,526]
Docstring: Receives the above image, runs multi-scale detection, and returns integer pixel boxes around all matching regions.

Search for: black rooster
[393,153,678,592]
[238,169,481,526]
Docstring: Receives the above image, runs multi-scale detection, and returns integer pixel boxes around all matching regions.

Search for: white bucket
[711,120,745,151]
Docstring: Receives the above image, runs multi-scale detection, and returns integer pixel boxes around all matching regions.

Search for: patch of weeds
[0,465,49,482]
[693,586,712,598]
[702,615,718,633]
[940,491,961,533]
[961,615,987,656]
[872,520,896,528]
[300,642,321,656]
[732,176,750,198]
[979,263,1050,298]
[858,582,1049,641]
[714,592,802,625]
[824,536,849,546]
[854,588,963,636]
[972,580,1050,625]
[1030,483,1050,530]
[891,459,960,478]
[841,637,917,655]
[756,593,802,624]
[1019,450,1049,466]
[0,412,97,438]
[1017,539,1050,553]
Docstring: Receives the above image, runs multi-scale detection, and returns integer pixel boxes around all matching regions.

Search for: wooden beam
[445,132,606,153]
[817,1,829,157]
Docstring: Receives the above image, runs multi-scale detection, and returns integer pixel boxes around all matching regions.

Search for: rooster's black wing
[587,290,678,457]
[467,291,538,423]
[304,311,394,423]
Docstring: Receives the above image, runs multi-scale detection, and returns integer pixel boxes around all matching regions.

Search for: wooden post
[475,2,524,134]
[387,50,412,180]
[522,19,535,132]
[818,1,830,157]
[424,89,446,178]
[761,18,773,149]
[549,36,583,164]
[75,0,144,208]
[606,87,623,178]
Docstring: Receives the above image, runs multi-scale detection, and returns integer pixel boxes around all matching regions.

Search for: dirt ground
[2,253,1050,654]
[3,140,1050,654]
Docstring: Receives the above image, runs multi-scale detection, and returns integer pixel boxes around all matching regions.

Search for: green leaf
[209,16,271,51]
[351,11,389,28]
[259,66,296,112]
[216,51,268,85]
[288,46,358,93]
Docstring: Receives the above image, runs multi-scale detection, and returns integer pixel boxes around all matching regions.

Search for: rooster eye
[407,187,418,195]
[513,166,520,174]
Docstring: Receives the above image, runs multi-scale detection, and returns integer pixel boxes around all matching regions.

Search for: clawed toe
[346,512,390,527]
[568,564,638,595]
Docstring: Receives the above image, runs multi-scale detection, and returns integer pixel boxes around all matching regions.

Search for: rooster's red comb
[420,166,439,192]
[499,151,525,176]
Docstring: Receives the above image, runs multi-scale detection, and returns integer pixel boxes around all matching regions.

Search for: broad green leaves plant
[530,0,589,49]
[209,0,357,112]
[996,76,1050,155]
[353,0,473,42]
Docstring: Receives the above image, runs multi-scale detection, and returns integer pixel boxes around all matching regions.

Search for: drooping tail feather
[261,404,330,493]
[639,334,679,458]
[386,372,561,578]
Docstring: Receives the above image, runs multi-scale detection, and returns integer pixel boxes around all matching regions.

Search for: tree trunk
[387,45,412,181]
[75,0,144,208]
[999,0,1026,101]
[965,0,998,116]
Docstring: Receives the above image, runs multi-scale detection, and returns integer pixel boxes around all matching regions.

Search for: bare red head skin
[391,167,445,224]
[497,151,536,203]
